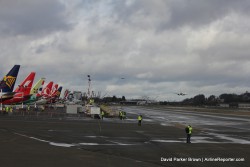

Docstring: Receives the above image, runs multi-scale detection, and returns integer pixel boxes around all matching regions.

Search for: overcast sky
[1,0,250,101]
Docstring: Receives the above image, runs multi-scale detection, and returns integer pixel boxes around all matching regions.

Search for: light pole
[87,75,91,99]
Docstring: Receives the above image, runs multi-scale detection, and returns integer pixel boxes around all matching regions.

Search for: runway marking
[151,140,183,143]
[79,143,100,146]
[13,132,138,148]
[14,132,75,147]
[150,135,250,144]
[206,132,250,144]
[50,142,74,147]
[106,140,136,146]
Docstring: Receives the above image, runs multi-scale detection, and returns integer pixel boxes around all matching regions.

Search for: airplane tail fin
[56,86,63,98]
[37,80,45,97]
[41,81,53,98]
[30,78,45,95]
[63,89,70,100]
[14,72,36,95]
[0,65,20,92]
[50,84,58,97]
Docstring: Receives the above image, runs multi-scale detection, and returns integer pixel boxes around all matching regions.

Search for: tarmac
[0,106,249,167]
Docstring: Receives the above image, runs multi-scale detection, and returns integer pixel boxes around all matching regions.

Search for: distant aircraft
[175,92,187,96]
[2,72,36,104]
[0,65,20,101]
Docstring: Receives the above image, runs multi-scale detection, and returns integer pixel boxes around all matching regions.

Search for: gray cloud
[1,0,250,101]
[110,0,250,30]
[0,0,72,36]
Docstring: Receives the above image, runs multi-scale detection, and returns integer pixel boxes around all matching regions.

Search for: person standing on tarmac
[138,115,142,126]
[185,125,192,143]
[122,111,126,120]
[119,111,122,120]
[5,106,9,115]
[9,106,13,115]
[101,110,105,120]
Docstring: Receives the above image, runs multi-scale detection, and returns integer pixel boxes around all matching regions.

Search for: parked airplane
[24,78,45,104]
[63,89,69,101]
[35,81,54,105]
[41,81,54,99]
[0,65,20,101]
[36,82,62,104]
[56,86,63,98]
[50,84,58,98]
[2,72,36,104]
[49,86,63,103]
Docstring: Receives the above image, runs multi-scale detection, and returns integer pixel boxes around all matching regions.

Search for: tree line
[161,91,250,106]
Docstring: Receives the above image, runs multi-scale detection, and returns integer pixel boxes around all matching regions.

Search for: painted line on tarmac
[13,132,138,148]
[206,132,250,144]
[14,132,74,147]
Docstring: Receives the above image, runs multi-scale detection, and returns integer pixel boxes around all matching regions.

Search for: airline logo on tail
[3,76,16,89]
[23,80,32,87]
[0,65,20,93]
[56,86,63,97]
[37,80,44,96]
[33,88,38,94]
[39,80,45,92]
[50,84,58,96]
[44,87,50,96]
[42,81,53,98]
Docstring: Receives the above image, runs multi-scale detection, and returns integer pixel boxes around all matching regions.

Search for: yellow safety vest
[188,126,192,134]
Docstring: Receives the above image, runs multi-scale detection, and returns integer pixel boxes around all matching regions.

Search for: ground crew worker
[119,111,122,120]
[122,111,126,120]
[138,115,142,126]
[5,106,9,115]
[121,111,124,120]
[101,110,105,120]
[185,125,192,143]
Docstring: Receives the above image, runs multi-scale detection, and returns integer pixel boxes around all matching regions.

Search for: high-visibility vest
[138,116,142,121]
[188,126,192,134]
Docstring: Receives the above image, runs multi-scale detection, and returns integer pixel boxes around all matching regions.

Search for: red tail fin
[42,81,53,98]
[63,89,70,100]
[50,84,58,97]
[14,72,36,96]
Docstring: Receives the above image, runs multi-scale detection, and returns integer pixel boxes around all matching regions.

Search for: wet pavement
[0,106,249,167]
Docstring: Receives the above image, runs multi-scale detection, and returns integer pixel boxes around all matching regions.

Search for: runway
[0,106,249,167]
